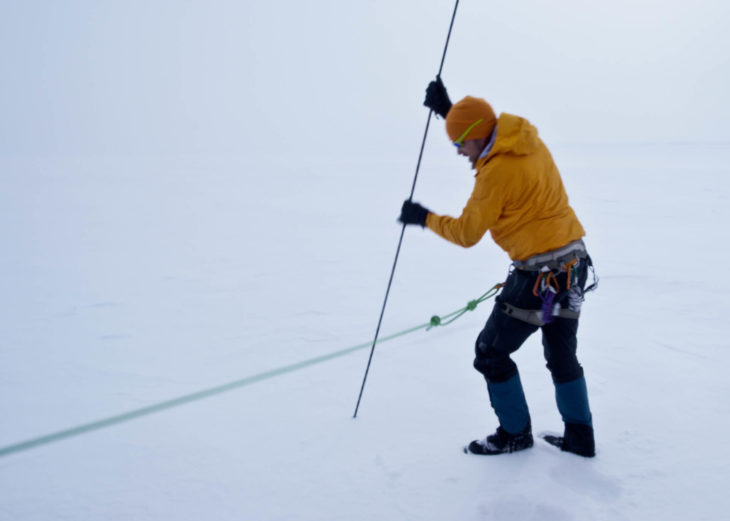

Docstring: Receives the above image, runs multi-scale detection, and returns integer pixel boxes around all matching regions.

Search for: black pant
[474,258,589,384]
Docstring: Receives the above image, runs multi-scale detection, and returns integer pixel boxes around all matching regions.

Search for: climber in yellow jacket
[400,77,596,457]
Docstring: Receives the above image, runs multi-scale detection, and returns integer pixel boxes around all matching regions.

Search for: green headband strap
[453,118,484,147]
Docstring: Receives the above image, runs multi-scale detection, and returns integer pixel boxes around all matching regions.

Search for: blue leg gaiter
[487,373,531,434]
[555,376,593,426]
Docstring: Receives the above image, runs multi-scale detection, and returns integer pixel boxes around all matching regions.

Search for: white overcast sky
[1,0,728,160]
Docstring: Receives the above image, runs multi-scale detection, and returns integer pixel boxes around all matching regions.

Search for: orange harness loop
[532,258,579,297]
[563,258,579,290]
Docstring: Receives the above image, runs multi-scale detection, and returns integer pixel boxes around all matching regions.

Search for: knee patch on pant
[474,308,536,382]
[474,351,518,383]
[546,359,584,384]
[474,329,518,382]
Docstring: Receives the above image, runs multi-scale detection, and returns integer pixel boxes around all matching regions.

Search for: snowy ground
[1,142,729,520]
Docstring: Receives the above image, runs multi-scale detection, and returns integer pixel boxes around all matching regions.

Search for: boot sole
[463,439,534,455]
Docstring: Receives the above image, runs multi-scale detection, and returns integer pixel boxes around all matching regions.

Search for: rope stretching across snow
[0,284,501,459]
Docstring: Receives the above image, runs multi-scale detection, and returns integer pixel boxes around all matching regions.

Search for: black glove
[423,76,452,118]
[399,200,430,227]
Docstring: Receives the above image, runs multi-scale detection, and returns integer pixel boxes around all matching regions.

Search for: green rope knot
[425,283,503,330]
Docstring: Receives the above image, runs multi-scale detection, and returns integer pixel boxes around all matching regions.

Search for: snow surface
[2,1,730,519]
[2,143,729,520]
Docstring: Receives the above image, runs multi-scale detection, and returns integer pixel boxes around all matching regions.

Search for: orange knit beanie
[445,96,497,143]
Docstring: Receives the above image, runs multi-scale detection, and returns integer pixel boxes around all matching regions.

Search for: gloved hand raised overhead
[424,75,453,118]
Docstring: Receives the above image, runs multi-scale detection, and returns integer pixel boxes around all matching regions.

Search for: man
[399,77,596,457]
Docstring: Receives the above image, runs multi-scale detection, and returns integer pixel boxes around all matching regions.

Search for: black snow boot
[465,423,534,455]
[543,422,595,457]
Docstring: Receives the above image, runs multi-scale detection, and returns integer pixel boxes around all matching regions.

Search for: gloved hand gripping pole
[353,0,461,418]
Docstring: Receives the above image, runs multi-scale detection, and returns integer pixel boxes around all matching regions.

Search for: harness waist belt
[501,302,580,327]
[513,239,587,271]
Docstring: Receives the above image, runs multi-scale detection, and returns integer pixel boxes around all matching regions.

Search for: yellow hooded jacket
[425,113,585,261]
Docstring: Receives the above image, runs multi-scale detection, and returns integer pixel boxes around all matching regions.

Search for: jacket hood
[485,113,540,159]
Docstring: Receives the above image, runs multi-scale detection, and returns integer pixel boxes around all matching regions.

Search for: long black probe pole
[353,0,461,418]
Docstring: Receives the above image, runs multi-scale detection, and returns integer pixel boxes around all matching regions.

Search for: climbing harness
[501,301,580,327]
[501,242,598,327]
[512,238,588,271]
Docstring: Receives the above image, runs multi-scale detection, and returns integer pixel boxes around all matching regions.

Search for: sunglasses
[453,119,484,148]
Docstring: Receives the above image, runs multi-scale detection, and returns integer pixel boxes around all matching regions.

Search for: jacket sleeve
[425,168,506,248]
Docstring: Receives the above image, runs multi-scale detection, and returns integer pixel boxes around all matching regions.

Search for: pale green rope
[0,284,502,458]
